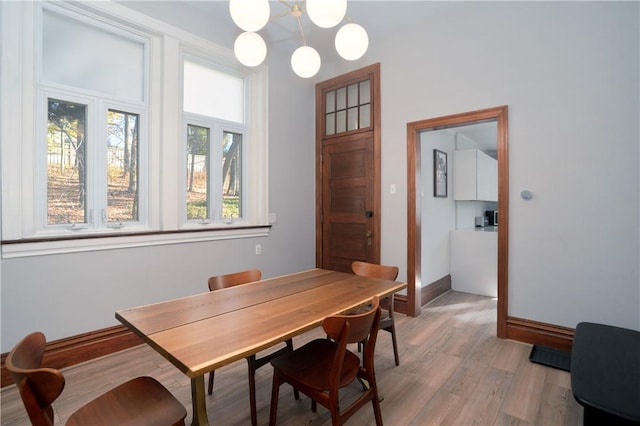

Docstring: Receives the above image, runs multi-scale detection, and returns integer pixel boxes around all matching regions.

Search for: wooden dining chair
[269,296,383,426]
[352,260,401,366]
[6,331,187,426]
[207,269,297,426]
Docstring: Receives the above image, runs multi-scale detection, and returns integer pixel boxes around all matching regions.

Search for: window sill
[1,225,271,258]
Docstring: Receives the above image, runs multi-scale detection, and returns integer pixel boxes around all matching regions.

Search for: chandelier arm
[296,14,307,46]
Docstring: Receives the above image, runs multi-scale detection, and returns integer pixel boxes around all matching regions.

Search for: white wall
[420,131,455,286]
[319,1,639,330]
[0,3,316,351]
[1,1,638,352]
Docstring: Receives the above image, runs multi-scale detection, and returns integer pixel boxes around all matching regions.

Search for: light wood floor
[1,291,583,425]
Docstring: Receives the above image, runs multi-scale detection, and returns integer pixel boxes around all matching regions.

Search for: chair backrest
[208,269,262,291]
[6,332,65,426]
[323,296,382,385]
[352,261,399,281]
[323,296,381,345]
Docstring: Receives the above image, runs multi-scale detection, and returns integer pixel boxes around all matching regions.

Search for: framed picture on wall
[433,149,447,197]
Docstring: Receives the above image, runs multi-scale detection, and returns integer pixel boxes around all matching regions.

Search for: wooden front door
[316,64,381,272]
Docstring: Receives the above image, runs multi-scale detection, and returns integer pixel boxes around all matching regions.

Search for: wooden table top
[116,269,407,379]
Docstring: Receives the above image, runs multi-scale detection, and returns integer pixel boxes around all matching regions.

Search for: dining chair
[269,296,383,426]
[6,331,187,426]
[352,260,401,366]
[207,269,297,426]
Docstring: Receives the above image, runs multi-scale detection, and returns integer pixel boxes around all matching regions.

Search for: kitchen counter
[457,226,498,232]
[450,229,497,297]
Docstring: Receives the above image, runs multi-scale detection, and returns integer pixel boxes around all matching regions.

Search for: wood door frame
[406,106,509,338]
[315,63,381,268]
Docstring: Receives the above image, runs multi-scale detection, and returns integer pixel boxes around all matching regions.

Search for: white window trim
[37,89,150,234]
[181,115,249,227]
[0,0,270,258]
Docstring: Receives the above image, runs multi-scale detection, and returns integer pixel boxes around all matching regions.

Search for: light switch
[390,184,397,194]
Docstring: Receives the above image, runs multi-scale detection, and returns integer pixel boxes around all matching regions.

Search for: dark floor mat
[529,345,571,372]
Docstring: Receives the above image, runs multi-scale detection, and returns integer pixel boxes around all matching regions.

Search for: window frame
[0,0,270,259]
[38,88,150,233]
[181,54,250,228]
[182,114,249,227]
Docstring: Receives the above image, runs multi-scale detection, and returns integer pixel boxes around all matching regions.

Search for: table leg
[190,375,210,426]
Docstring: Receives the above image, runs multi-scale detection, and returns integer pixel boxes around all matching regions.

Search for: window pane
[42,10,144,101]
[222,132,242,219]
[47,98,87,224]
[325,90,335,113]
[359,104,371,128]
[107,110,139,223]
[336,110,347,133]
[347,107,358,131]
[359,80,371,105]
[184,60,244,123]
[336,87,346,111]
[347,84,358,108]
[326,112,335,135]
[186,124,210,220]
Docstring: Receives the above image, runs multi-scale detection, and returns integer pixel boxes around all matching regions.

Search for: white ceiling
[450,122,498,155]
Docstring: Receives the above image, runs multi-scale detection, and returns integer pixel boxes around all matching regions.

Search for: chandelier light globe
[291,45,321,78]
[234,32,267,67]
[229,0,270,32]
[335,23,369,60]
[306,0,347,28]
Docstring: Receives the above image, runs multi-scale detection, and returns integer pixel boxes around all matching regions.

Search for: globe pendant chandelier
[231,0,369,78]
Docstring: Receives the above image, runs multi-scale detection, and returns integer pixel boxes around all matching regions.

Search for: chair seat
[271,339,361,391]
[66,376,187,426]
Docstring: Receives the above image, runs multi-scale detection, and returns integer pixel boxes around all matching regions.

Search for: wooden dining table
[115,268,407,426]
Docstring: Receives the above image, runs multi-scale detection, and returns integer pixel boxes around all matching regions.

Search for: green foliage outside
[186,196,240,220]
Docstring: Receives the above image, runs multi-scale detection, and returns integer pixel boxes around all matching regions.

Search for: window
[183,59,247,225]
[324,80,371,136]
[46,98,88,225]
[40,7,147,231]
[46,100,142,228]
[0,1,269,256]
[106,110,140,223]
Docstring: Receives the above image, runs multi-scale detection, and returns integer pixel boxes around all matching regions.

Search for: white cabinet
[454,149,497,201]
[450,229,497,297]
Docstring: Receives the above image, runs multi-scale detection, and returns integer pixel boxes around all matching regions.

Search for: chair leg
[371,393,383,426]
[269,370,282,426]
[389,325,400,366]
[207,370,215,395]
[285,339,300,400]
[247,356,258,426]
[367,374,384,426]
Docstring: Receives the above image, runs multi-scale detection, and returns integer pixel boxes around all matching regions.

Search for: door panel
[322,137,374,272]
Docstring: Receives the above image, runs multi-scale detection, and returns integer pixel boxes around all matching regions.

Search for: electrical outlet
[255,244,262,255]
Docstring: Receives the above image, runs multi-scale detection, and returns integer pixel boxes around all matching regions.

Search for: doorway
[315,64,381,271]
[405,106,509,338]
